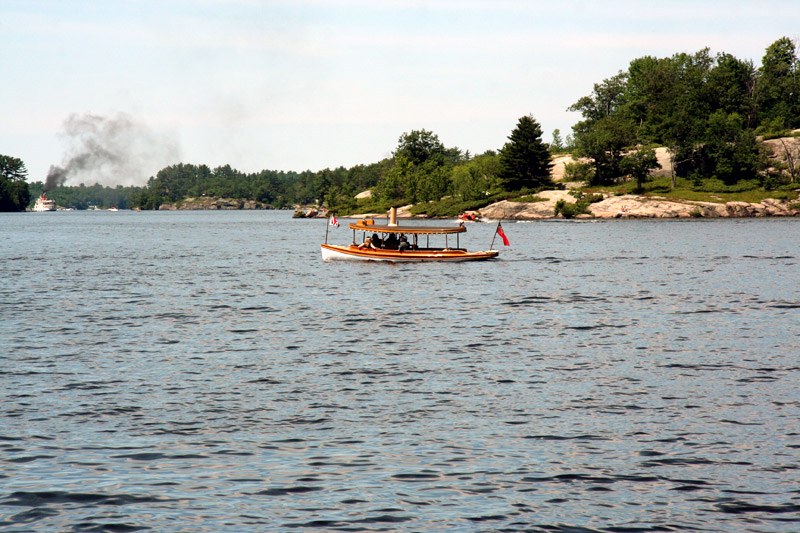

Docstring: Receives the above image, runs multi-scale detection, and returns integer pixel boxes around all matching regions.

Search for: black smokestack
[46,112,180,189]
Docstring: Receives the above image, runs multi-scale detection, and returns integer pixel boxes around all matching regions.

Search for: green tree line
[132,161,393,210]
[4,37,797,214]
[330,118,553,216]
[127,118,551,215]
[568,36,800,191]
[26,181,142,210]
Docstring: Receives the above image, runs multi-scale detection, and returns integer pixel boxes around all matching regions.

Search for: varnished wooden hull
[321,244,499,262]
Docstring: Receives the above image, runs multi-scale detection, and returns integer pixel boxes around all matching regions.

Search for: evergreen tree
[452,151,500,201]
[0,154,31,212]
[571,115,636,186]
[497,115,553,191]
[621,147,661,192]
[375,129,460,204]
[756,37,800,130]
[393,129,447,168]
[699,111,765,184]
[551,129,564,152]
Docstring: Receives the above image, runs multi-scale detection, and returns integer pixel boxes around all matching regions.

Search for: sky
[2,0,800,187]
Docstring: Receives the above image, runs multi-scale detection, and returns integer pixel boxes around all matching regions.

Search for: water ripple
[1,213,799,531]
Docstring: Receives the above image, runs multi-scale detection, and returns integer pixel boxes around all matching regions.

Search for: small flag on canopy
[496,223,510,246]
[329,214,340,228]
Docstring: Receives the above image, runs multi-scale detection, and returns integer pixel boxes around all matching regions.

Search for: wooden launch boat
[321,208,500,262]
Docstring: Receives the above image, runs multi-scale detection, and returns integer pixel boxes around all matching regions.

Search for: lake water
[1,210,799,532]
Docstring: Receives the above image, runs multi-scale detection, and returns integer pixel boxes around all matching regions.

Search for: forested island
[2,37,798,216]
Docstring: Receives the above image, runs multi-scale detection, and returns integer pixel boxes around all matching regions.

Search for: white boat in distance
[32,194,56,212]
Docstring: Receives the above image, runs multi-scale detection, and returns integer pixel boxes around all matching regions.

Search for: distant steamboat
[32,194,56,212]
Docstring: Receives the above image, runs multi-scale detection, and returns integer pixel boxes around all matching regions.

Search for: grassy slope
[584,176,799,205]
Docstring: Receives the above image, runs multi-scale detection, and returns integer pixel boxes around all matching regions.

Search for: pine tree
[0,155,31,212]
[497,115,553,191]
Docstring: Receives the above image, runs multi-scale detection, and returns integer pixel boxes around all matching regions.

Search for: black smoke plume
[44,165,68,192]
[45,112,180,190]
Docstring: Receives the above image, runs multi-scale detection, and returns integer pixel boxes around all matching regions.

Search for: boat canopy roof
[348,220,466,235]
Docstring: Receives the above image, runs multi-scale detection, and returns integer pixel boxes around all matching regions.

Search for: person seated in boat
[383,233,398,249]
[398,234,410,252]
[358,235,380,249]
[371,233,382,248]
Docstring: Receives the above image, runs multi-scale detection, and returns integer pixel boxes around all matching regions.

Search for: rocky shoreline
[167,193,798,220]
[292,191,799,220]
[477,191,800,220]
[158,197,269,210]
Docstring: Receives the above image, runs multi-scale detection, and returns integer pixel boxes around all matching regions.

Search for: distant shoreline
[290,192,800,221]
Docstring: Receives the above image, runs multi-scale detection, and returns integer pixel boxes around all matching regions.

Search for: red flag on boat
[329,214,339,228]
[496,223,509,246]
